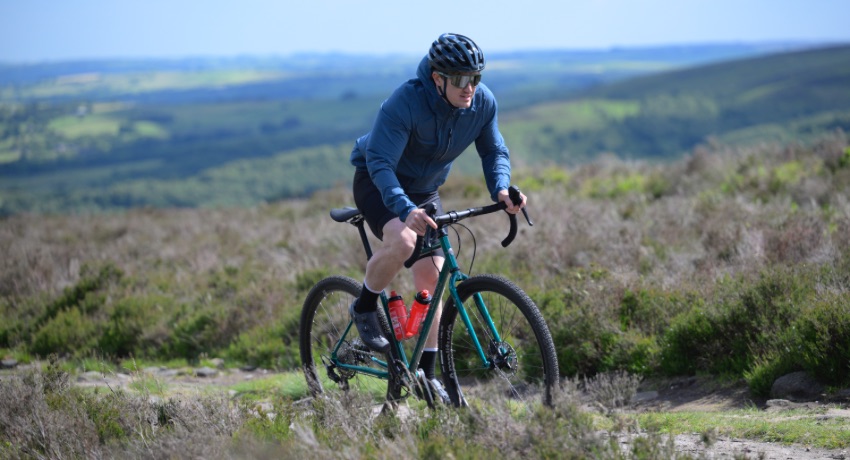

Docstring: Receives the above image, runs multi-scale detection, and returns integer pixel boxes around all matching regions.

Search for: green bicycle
[299,186,559,411]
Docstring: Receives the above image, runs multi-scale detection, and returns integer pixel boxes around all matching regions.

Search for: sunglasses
[438,72,482,88]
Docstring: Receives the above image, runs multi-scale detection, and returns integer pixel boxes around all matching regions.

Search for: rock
[78,371,103,381]
[1,358,18,369]
[765,399,800,411]
[194,367,218,378]
[209,358,225,369]
[632,391,659,403]
[770,371,825,402]
[158,369,182,378]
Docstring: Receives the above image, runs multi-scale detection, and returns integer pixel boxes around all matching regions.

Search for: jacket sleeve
[365,91,418,222]
[475,90,511,202]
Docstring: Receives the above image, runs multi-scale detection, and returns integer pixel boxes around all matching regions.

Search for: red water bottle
[387,291,409,341]
[404,290,432,339]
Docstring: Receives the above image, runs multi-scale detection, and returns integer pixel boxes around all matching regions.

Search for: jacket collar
[415,55,477,116]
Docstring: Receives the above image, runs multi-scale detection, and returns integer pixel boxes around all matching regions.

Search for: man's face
[433,71,480,109]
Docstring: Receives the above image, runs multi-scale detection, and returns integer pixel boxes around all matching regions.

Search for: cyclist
[348,33,527,399]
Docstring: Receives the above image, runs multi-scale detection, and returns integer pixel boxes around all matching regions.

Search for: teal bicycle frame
[330,222,505,383]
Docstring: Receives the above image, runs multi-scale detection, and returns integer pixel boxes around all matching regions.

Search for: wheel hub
[489,341,518,374]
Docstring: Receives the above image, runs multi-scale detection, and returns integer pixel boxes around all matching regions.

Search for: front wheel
[438,274,559,411]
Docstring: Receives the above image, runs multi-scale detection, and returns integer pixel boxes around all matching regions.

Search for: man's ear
[431,71,442,84]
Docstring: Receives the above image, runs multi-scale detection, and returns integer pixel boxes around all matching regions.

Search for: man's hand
[497,188,527,215]
[405,207,438,236]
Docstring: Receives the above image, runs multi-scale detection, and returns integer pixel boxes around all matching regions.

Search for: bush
[618,288,696,335]
[659,308,716,375]
[744,349,799,397]
[99,295,173,357]
[31,307,99,357]
[661,268,815,378]
[164,306,227,362]
[550,301,630,377]
[226,319,300,370]
[37,263,122,328]
[792,293,850,386]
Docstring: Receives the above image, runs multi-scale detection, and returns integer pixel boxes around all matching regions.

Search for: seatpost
[356,221,374,260]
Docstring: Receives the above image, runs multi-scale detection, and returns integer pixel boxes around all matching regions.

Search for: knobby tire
[438,274,559,411]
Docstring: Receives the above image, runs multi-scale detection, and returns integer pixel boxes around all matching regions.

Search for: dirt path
[626,376,850,459]
[58,367,850,459]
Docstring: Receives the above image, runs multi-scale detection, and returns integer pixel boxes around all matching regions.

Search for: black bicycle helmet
[428,33,485,74]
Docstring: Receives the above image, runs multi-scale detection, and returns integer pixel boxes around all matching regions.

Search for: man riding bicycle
[348,33,527,400]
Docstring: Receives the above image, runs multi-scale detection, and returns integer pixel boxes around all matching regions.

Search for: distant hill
[499,44,850,163]
[0,42,843,214]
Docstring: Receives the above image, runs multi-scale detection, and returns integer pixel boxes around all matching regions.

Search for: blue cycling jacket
[350,55,511,222]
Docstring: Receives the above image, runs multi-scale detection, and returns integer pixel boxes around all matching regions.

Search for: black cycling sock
[354,284,380,313]
[419,350,437,380]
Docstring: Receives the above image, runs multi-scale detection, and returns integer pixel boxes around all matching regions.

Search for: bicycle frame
[323,185,531,397]
[331,226,497,383]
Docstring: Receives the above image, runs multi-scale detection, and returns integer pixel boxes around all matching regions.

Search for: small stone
[159,369,181,378]
[1,358,18,369]
[194,367,218,378]
[632,391,659,403]
[80,371,103,381]
[765,399,800,411]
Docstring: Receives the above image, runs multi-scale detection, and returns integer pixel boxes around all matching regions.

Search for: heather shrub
[583,370,643,411]
[164,305,230,362]
[659,307,716,375]
[0,359,247,459]
[37,262,123,325]
[744,348,799,397]
[618,288,697,335]
[661,268,814,377]
[226,315,301,370]
[764,213,826,264]
[549,300,629,377]
[30,307,100,357]
[792,292,850,386]
[98,294,174,357]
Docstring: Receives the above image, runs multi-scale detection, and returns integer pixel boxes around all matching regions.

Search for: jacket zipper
[436,111,458,162]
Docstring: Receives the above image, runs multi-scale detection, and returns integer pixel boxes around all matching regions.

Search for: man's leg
[351,218,417,352]
[360,218,418,305]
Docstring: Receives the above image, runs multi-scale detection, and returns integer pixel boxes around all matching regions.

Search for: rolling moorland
[1,131,849,457]
[2,42,850,457]
[2,42,849,214]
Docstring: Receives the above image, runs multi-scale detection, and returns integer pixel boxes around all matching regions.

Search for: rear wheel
[438,274,559,412]
[299,276,390,401]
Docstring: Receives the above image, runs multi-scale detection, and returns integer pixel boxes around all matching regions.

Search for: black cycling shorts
[353,169,443,241]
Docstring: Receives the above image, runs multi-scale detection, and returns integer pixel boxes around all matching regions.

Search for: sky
[1,0,849,63]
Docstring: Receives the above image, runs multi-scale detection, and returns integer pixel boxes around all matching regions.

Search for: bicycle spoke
[440,274,558,414]
[300,276,389,404]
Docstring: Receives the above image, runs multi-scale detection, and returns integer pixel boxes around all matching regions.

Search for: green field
[1,43,849,214]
